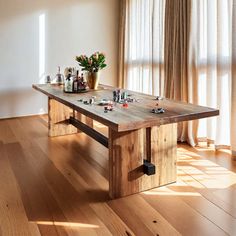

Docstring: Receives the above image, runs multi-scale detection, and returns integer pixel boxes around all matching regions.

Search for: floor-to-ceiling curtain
[191,0,235,152]
[119,0,236,155]
[165,0,236,152]
[118,0,165,95]
[231,1,236,155]
[164,0,198,145]
[118,0,127,89]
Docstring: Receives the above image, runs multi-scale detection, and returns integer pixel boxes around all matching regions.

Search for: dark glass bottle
[73,70,79,92]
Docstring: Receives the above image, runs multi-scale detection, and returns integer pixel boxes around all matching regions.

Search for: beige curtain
[232,1,236,155]
[118,0,126,88]
[164,0,236,152]
[119,0,236,154]
[164,0,190,100]
[190,0,234,151]
[118,0,165,95]
[164,0,198,145]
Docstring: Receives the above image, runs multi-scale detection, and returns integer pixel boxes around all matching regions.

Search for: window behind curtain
[192,0,232,146]
[125,0,165,95]
[127,0,233,146]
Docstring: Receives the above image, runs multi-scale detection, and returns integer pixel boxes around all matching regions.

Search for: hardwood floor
[0,115,235,236]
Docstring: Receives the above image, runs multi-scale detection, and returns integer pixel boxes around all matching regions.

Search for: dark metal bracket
[70,118,156,175]
[143,127,156,176]
[69,116,109,148]
[143,160,156,176]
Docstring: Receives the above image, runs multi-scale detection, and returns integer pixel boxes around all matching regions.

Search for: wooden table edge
[32,84,220,132]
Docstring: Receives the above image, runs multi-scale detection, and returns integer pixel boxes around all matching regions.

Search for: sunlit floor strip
[34,221,99,228]
[143,191,201,196]
[142,184,201,196]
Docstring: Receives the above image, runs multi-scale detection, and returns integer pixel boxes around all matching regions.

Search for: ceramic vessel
[87,72,100,90]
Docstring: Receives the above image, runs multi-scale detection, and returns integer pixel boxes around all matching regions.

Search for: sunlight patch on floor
[177,146,236,190]
[143,191,201,197]
[188,160,219,167]
[143,181,202,196]
[34,221,99,228]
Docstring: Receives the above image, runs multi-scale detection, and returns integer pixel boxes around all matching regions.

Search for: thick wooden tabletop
[33,84,219,132]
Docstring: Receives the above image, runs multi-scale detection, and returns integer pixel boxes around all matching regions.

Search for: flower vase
[87,72,100,90]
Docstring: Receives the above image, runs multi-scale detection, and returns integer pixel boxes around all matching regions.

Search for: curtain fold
[164,0,197,144]
[164,0,190,101]
[191,0,233,150]
[119,0,236,154]
[118,0,127,88]
[118,0,165,95]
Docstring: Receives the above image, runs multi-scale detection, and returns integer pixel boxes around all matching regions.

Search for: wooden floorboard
[0,142,41,236]
[0,116,236,235]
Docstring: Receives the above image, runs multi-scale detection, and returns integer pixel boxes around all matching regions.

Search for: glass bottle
[73,70,79,92]
[55,66,64,85]
[64,70,73,92]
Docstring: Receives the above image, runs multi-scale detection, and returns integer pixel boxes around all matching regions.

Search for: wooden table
[33,84,219,199]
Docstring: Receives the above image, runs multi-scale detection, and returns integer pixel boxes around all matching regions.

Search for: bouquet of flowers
[75,52,107,72]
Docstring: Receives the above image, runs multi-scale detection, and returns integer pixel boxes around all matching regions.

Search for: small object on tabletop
[126,97,135,103]
[123,101,128,108]
[64,68,73,92]
[73,70,79,92]
[156,96,163,101]
[151,108,165,114]
[78,72,88,92]
[98,99,110,106]
[55,66,64,85]
[89,98,95,104]
[121,91,128,100]
[64,67,73,78]
[45,75,51,84]
[113,89,129,103]
[104,106,109,113]
[64,68,88,93]
[117,89,121,103]
[113,90,117,102]
[104,103,114,113]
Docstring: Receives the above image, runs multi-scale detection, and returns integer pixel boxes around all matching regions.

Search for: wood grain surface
[0,115,235,235]
[48,98,93,137]
[33,84,219,132]
[48,98,77,137]
[109,124,177,198]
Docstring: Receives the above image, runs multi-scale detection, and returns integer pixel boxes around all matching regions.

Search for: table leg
[48,98,77,137]
[108,123,177,199]
[48,98,94,137]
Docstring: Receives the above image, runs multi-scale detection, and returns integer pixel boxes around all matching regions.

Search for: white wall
[0,0,119,118]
